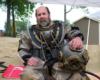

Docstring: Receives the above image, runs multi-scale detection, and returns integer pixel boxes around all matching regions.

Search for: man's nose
[40,15,45,19]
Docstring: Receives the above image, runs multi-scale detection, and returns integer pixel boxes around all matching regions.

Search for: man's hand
[68,37,83,50]
[27,57,39,66]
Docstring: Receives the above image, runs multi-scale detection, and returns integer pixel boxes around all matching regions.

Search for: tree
[0,0,35,37]
[4,20,28,36]
[15,20,27,34]
[64,5,89,27]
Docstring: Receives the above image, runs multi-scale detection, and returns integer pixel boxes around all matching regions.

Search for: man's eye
[38,14,41,16]
[42,13,46,15]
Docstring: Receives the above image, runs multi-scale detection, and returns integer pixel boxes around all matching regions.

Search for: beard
[37,19,50,28]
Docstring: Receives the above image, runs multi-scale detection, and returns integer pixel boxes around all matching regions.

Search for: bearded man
[18,6,89,80]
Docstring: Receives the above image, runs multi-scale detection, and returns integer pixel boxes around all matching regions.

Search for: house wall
[74,17,99,45]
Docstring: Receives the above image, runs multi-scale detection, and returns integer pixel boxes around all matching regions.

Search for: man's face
[36,7,51,27]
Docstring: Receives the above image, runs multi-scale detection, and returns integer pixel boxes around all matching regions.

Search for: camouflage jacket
[18,20,84,65]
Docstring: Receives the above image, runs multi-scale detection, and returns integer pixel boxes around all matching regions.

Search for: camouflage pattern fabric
[20,48,90,80]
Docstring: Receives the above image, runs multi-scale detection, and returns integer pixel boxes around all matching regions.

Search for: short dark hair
[35,6,50,16]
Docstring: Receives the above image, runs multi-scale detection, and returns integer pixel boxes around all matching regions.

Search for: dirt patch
[0,37,23,66]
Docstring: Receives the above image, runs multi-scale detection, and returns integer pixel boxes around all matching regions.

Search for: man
[18,6,89,80]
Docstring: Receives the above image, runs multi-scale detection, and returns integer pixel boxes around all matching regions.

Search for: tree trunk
[12,5,16,37]
[6,0,11,36]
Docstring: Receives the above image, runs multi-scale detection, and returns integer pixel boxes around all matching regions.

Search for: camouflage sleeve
[18,31,32,63]
[64,26,84,41]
